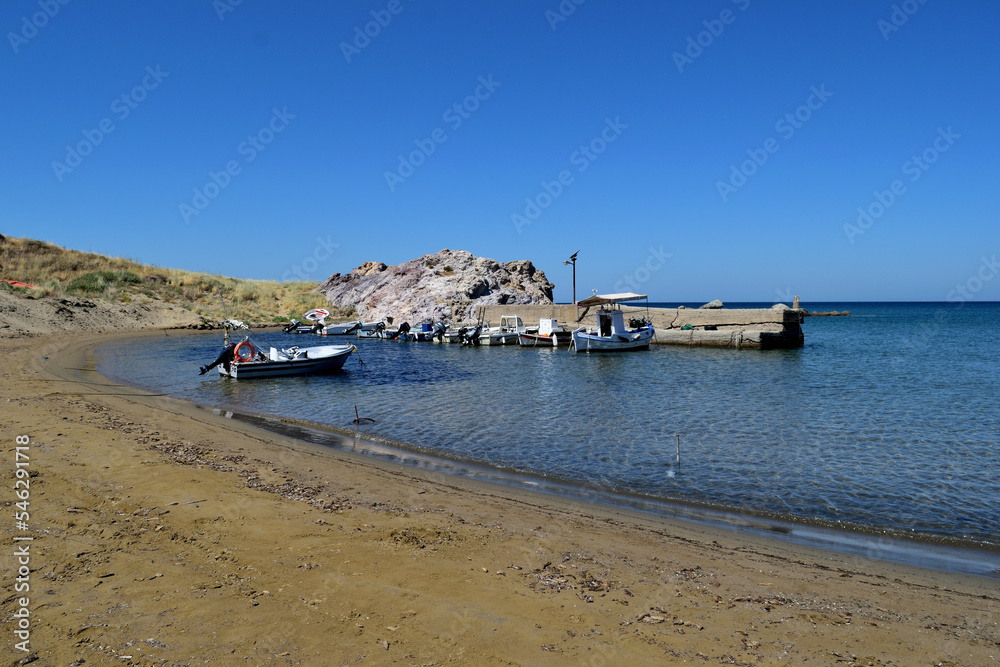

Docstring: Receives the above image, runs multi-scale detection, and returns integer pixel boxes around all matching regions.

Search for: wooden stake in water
[675,434,681,472]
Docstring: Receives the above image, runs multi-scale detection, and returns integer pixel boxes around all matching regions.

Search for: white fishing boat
[518,318,572,347]
[570,293,655,353]
[199,319,355,379]
[480,315,524,346]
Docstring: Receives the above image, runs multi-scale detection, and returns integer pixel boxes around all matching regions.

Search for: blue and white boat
[570,293,655,353]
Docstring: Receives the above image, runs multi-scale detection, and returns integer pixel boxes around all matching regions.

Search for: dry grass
[0,234,333,322]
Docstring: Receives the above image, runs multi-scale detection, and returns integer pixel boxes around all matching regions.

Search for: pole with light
[563,250,579,306]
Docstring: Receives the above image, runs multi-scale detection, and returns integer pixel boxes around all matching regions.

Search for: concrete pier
[474,303,804,350]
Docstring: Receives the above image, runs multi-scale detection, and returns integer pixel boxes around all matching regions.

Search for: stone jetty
[476,302,805,350]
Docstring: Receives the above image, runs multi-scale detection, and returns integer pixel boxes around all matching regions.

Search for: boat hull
[319,321,361,335]
[571,327,654,353]
[479,332,519,345]
[220,344,355,378]
[518,332,572,347]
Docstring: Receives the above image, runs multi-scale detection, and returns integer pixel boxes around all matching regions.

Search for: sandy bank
[1,332,997,665]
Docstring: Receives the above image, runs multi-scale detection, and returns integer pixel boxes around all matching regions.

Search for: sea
[97,302,1000,576]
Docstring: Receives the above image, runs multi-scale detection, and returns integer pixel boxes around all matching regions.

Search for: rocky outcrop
[315,249,554,324]
[700,299,724,309]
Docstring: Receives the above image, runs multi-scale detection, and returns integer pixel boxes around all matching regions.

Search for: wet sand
[2,331,998,665]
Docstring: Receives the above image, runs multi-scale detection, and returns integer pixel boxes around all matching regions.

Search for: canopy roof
[576,292,648,307]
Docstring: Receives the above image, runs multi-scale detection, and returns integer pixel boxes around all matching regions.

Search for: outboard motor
[393,322,411,340]
[461,325,482,346]
[199,343,236,375]
[282,319,300,333]
[311,321,324,334]
[432,321,447,342]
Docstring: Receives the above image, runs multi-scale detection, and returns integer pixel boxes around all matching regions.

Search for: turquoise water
[98,302,1000,561]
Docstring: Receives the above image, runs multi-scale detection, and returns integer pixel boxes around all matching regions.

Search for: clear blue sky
[3,0,998,302]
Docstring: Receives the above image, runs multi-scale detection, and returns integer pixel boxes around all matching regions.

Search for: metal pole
[572,259,576,306]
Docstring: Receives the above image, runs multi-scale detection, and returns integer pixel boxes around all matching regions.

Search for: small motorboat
[571,293,655,353]
[436,324,482,345]
[518,318,572,347]
[412,321,436,341]
[318,320,361,336]
[355,322,385,338]
[479,315,524,346]
[199,319,355,379]
[299,308,361,335]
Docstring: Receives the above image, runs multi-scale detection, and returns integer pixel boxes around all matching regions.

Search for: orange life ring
[233,341,256,363]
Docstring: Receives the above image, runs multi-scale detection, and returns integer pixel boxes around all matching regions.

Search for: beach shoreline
[98,335,1000,577]
[2,331,998,664]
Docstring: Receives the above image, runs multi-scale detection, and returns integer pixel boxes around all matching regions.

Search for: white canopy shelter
[576,292,648,308]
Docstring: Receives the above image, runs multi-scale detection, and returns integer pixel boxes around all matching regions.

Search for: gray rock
[699,299,724,309]
[772,303,790,311]
[316,249,554,323]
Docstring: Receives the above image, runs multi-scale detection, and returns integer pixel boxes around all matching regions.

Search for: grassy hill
[0,234,336,323]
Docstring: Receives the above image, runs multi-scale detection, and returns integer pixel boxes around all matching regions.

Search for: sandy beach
[2,330,998,665]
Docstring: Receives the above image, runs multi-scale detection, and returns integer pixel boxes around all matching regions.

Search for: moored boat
[479,315,524,346]
[518,318,572,347]
[412,321,436,341]
[298,308,362,335]
[317,320,361,335]
[570,293,655,353]
[199,319,355,379]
